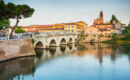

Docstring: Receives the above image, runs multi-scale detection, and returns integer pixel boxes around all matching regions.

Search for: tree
[9,4,34,38]
[0,19,10,30]
[0,0,5,20]
[14,27,26,33]
[110,14,118,24]
[112,33,118,41]
[0,0,34,38]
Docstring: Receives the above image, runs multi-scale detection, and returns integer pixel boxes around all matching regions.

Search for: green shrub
[32,39,36,44]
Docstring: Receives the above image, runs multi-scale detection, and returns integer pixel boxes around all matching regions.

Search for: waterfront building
[85,26,100,35]
[88,11,126,35]
[21,25,54,32]
[64,23,78,33]
[53,24,64,29]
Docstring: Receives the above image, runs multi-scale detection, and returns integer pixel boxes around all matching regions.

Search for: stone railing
[34,32,78,38]
[0,32,78,41]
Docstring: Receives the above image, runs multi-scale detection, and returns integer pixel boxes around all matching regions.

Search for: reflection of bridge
[34,33,78,48]
[34,44,77,67]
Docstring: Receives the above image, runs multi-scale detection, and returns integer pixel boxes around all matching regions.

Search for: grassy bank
[103,40,130,44]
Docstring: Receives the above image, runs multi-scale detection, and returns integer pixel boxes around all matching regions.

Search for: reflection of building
[72,43,118,64]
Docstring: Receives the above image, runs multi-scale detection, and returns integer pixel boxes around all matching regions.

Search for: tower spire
[100,10,103,19]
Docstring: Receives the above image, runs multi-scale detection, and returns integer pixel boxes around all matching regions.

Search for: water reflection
[60,45,66,53]
[0,43,130,80]
[0,57,35,80]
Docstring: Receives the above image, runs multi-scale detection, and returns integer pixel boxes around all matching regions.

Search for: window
[68,26,70,28]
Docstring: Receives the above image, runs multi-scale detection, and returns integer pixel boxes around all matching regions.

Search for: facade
[85,26,100,35]
[21,25,54,32]
[21,25,65,33]
[38,28,64,33]
[64,23,78,33]
[76,21,88,32]
[94,24,114,30]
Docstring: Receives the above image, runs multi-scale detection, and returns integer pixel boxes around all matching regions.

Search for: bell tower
[100,11,103,19]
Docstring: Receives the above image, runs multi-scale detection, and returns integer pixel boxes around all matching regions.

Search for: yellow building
[53,24,64,29]
[64,23,79,33]
[76,21,88,28]
[76,21,88,32]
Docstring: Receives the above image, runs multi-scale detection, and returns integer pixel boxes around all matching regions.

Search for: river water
[0,43,130,80]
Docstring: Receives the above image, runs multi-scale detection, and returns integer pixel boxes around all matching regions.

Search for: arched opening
[60,38,66,45]
[35,41,43,49]
[68,38,73,44]
[75,39,77,43]
[49,39,57,47]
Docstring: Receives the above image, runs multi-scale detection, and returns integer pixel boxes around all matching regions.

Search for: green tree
[0,0,34,38]
[0,0,5,20]
[110,14,118,24]
[9,4,34,38]
[14,27,26,33]
[0,19,10,30]
[112,33,119,41]
[121,25,130,40]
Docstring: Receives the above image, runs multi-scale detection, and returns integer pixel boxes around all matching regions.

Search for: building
[94,24,114,30]
[94,11,104,25]
[21,25,65,33]
[21,25,54,32]
[63,23,79,33]
[85,26,100,35]
[76,21,88,32]
[88,11,126,35]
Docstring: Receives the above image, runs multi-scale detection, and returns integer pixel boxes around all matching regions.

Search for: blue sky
[5,0,130,26]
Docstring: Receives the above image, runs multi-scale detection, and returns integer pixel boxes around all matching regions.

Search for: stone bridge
[34,33,78,49]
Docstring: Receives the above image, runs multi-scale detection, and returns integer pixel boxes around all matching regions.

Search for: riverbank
[0,39,36,62]
[103,40,130,44]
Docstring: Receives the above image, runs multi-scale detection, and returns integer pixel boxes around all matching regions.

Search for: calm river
[0,43,130,80]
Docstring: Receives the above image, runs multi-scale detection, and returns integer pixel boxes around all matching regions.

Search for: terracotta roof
[63,23,77,25]
[38,28,64,30]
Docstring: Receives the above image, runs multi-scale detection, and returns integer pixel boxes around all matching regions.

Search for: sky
[4,0,130,26]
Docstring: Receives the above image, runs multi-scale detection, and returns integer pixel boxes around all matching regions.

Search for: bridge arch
[75,38,78,43]
[49,39,57,47]
[68,38,73,44]
[60,38,66,45]
[35,41,44,49]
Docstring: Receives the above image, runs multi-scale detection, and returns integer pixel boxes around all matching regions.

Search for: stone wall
[82,35,111,42]
[0,39,35,62]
